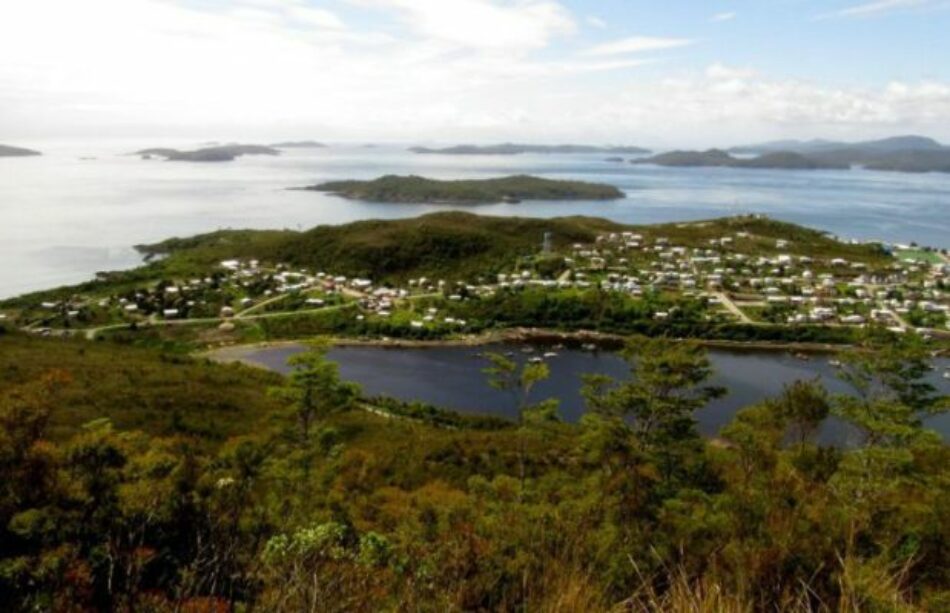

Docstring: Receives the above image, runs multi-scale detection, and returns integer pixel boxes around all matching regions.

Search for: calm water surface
[233,343,950,443]
[2,141,950,299]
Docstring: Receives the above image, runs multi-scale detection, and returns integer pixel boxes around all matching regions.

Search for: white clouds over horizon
[1,0,949,145]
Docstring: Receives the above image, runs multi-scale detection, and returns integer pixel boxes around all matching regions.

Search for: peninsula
[409,143,651,155]
[0,144,41,157]
[135,144,280,162]
[301,174,625,204]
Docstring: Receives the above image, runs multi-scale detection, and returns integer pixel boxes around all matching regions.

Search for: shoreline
[201,326,856,364]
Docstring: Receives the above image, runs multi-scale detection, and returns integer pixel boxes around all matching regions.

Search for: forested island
[634,149,847,170]
[0,144,41,157]
[410,143,650,155]
[302,174,625,204]
[135,144,280,162]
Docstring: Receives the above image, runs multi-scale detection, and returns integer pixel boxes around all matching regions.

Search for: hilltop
[409,143,650,155]
[301,174,625,204]
[634,149,846,170]
[136,144,280,162]
[0,144,41,157]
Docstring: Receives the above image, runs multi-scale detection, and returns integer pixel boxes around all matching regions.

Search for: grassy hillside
[305,174,624,203]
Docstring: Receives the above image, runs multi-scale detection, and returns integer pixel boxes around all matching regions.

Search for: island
[299,174,625,204]
[270,140,327,149]
[728,134,950,174]
[633,149,847,170]
[0,144,41,157]
[135,144,280,162]
[409,143,651,155]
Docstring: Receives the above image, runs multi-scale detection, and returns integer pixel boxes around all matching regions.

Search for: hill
[136,144,280,162]
[633,149,845,170]
[730,134,945,155]
[0,144,41,157]
[409,143,650,155]
[302,174,625,204]
[132,212,625,284]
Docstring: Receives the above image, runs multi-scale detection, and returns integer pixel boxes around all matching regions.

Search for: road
[713,292,753,324]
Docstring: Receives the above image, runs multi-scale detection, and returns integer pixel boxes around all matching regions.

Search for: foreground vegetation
[1,325,948,611]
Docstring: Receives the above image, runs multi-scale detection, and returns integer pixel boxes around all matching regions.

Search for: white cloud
[586,16,607,29]
[710,12,736,22]
[356,0,576,51]
[1,1,949,145]
[819,0,939,19]
[582,36,696,57]
[706,63,757,80]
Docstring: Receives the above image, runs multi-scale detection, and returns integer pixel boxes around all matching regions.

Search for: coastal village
[4,218,949,349]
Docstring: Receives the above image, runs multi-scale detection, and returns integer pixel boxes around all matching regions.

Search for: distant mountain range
[0,144,41,157]
[409,143,651,155]
[639,135,950,174]
[135,144,280,162]
[729,135,945,155]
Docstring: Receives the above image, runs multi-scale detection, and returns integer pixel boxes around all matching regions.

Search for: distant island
[409,143,651,155]
[270,140,327,149]
[0,144,41,157]
[300,174,625,204]
[634,149,847,170]
[135,144,280,162]
[727,135,950,174]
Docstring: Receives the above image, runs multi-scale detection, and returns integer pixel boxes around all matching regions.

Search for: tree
[834,331,946,447]
[581,337,724,483]
[271,343,360,440]
[483,352,558,499]
[773,378,830,447]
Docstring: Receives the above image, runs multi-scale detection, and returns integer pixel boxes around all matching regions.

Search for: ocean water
[2,141,949,299]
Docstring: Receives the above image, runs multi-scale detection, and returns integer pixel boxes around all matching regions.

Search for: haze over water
[2,141,949,299]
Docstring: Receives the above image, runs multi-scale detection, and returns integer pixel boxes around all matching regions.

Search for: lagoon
[220,342,950,443]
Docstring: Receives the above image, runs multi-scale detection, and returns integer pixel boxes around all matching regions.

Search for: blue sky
[1,0,949,146]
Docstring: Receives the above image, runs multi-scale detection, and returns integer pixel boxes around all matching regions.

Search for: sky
[2,0,950,147]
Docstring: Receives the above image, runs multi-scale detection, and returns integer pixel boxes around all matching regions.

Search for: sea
[2,140,949,300]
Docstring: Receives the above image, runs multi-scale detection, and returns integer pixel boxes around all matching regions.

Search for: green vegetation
[305,174,624,204]
[1,330,947,610]
[135,144,280,162]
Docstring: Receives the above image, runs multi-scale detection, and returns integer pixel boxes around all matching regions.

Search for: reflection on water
[234,343,950,443]
[3,142,950,298]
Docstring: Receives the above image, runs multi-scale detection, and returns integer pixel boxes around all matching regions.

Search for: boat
[829,358,842,368]
[943,371,950,380]
[521,347,535,354]
[581,343,597,351]
[543,352,558,358]
[794,352,811,362]
[528,357,544,364]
